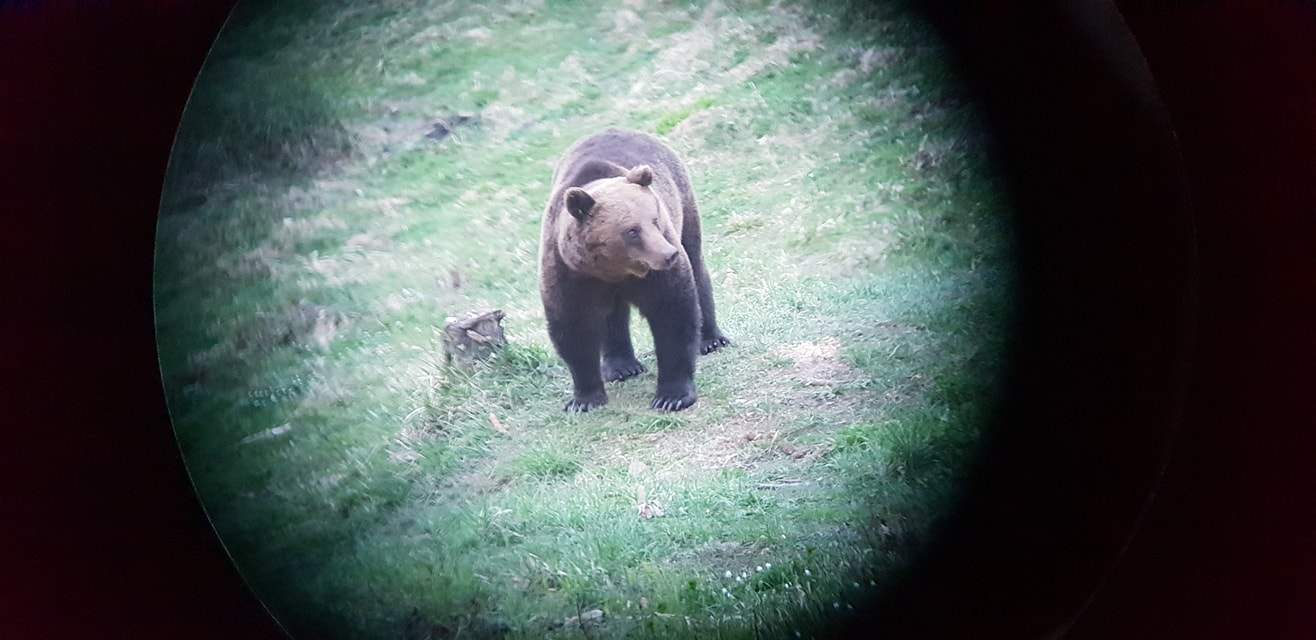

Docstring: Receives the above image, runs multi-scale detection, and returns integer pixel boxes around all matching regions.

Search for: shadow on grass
[164,0,351,205]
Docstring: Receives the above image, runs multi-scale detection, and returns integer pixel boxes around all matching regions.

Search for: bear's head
[556,165,681,282]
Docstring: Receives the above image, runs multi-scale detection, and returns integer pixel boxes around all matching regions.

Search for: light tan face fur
[557,173,682,282]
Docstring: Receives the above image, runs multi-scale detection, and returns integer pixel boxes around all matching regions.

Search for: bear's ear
[625,165,654,187]
[564,187,595,221]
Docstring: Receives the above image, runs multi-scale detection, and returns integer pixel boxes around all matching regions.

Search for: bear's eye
[626,227,641,240]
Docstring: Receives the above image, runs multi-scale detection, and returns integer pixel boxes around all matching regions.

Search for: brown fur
[555,169,682,281]
[538,129,729,412]
[539,129,700,310]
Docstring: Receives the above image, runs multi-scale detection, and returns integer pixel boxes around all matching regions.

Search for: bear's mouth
[626,264,651,278]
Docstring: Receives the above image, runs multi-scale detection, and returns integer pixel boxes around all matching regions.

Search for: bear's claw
[564,390,608,413]
[602,358,647,382]
[650,390,697,412]
[700,334,731,355]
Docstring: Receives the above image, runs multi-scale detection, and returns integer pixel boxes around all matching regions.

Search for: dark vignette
[856,1,1196,637]
[2,1,1315,639]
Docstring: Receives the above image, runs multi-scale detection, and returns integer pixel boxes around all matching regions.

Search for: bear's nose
[663,251,680,268]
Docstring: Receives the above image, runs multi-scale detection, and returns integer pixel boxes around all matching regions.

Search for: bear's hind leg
[601,297,646,382]
[681,206,731,355]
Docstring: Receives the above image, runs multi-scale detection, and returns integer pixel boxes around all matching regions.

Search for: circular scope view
[154,1,1015,638]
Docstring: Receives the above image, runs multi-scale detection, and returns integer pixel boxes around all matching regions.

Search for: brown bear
[539,128,729,412]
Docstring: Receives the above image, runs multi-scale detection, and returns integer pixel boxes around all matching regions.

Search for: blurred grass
[155,0,1014,638]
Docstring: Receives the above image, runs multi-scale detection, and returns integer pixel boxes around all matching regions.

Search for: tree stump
[441,309,507,369]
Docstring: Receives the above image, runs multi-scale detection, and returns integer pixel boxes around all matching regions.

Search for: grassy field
[155,0,1013,638]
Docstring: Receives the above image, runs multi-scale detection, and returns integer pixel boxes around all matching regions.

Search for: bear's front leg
[601,296,646,382]
[546,308,608,412]
[633,269,701,412]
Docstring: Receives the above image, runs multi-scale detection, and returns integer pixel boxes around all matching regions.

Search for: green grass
[656,98,717,136]
[155,1,1014,638]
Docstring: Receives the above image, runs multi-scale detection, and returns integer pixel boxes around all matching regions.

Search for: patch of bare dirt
[580,334,887,482]
[590,409,830,485]
[772,336,862,388]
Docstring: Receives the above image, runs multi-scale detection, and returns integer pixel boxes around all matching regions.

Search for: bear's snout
[645,246,679,272]
[630,248,678,278]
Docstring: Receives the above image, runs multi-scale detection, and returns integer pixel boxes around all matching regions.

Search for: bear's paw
[602,356,647,382]
[650,382,697,412]
[700,333,732,355]
[565,389,608,413]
